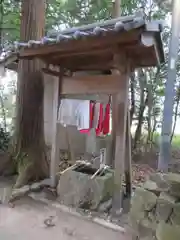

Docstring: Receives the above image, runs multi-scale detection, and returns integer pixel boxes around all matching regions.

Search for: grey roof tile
[0,11,164,64]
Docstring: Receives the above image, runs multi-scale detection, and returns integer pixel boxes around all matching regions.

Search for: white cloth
[58,99,90,129]
[93,103,100,129]
[75,100,90,130]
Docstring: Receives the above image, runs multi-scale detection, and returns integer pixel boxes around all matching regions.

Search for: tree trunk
[171,88,180,142]
[146,83,153,145]
[133,69,148,149]
[14,0,48,188]
[133,94,148,149]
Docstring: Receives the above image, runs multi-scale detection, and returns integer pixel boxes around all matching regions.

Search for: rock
[39,178,51,187]
[130,176,180,240]
[138,218,156,238]
[130,188,157,232]
[149,173,165,183]
[164,173,180,197]
[132,188,157,211]
[98,198,112,212]
[156,222,180,240]
[148,208,156,222]
[144,173,169,195]
[10,185,30,201]
[143,180,160,193]
[171,203,180,225]
[164,173,180,183]
[156,192,177,222]
[30,179,51,192]
[30,182,42,192]
[130,217,155,239]
[57,167,114,210]
[90,171,114,210]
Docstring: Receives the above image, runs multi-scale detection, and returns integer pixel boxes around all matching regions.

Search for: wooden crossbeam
[43,69,127,95]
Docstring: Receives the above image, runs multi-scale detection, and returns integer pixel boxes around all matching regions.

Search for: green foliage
[0,127,10,151]
[0,0,20,47]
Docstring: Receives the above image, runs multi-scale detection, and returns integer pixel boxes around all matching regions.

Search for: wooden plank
[19,29,142,58]
[112,57,130,214]
[61,74,125,95]
[46,41,137,61]
[71,65,113,71]
[43,71,126,95]
[125,110,132,198]
[61,94,110,102]
[50,71,62,188]
[50,46,112,60]
[47,55,113,70]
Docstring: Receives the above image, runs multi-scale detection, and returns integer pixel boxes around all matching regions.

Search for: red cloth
[96,104,104,136]
[80,102,110,136]
[103,103,110,135]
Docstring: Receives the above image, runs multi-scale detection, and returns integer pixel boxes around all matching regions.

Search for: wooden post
[125,110,132,198]
[50,72,62,188]
[106,0,122,168]
[112,55,130,214]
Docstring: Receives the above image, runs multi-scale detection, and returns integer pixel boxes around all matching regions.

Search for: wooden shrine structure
[0,12,164,211]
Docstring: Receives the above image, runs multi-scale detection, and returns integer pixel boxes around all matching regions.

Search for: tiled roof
[0,11,164,67]
[14,11,163,49]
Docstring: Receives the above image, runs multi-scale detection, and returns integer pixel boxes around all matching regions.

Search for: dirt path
[0,197,131,240]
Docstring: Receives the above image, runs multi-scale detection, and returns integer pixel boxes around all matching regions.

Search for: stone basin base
[57,164,114,210]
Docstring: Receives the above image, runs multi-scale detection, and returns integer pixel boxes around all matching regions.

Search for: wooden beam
[43,53,113,69]
[45,41,138,61]
[61,74,125,95]
[43,70,127,95]
[50,70,63,188]
[71,65,113,71]
[60,94,110,102]
[50,46,112,60]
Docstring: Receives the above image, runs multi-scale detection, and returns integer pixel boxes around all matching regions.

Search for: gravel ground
[0,197,132,240]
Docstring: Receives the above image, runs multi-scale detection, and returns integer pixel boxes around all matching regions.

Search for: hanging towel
[79,101,94,134]
[96,104,104,136]
[75,100,90,130]
[58,99,90,129]
[103,103,110,135]
[58,99,80,126]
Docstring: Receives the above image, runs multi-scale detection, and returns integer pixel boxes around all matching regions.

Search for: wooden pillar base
[111,55,131,213]
[50,70,62,188]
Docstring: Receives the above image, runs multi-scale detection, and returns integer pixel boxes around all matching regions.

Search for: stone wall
[130,173,180,240]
